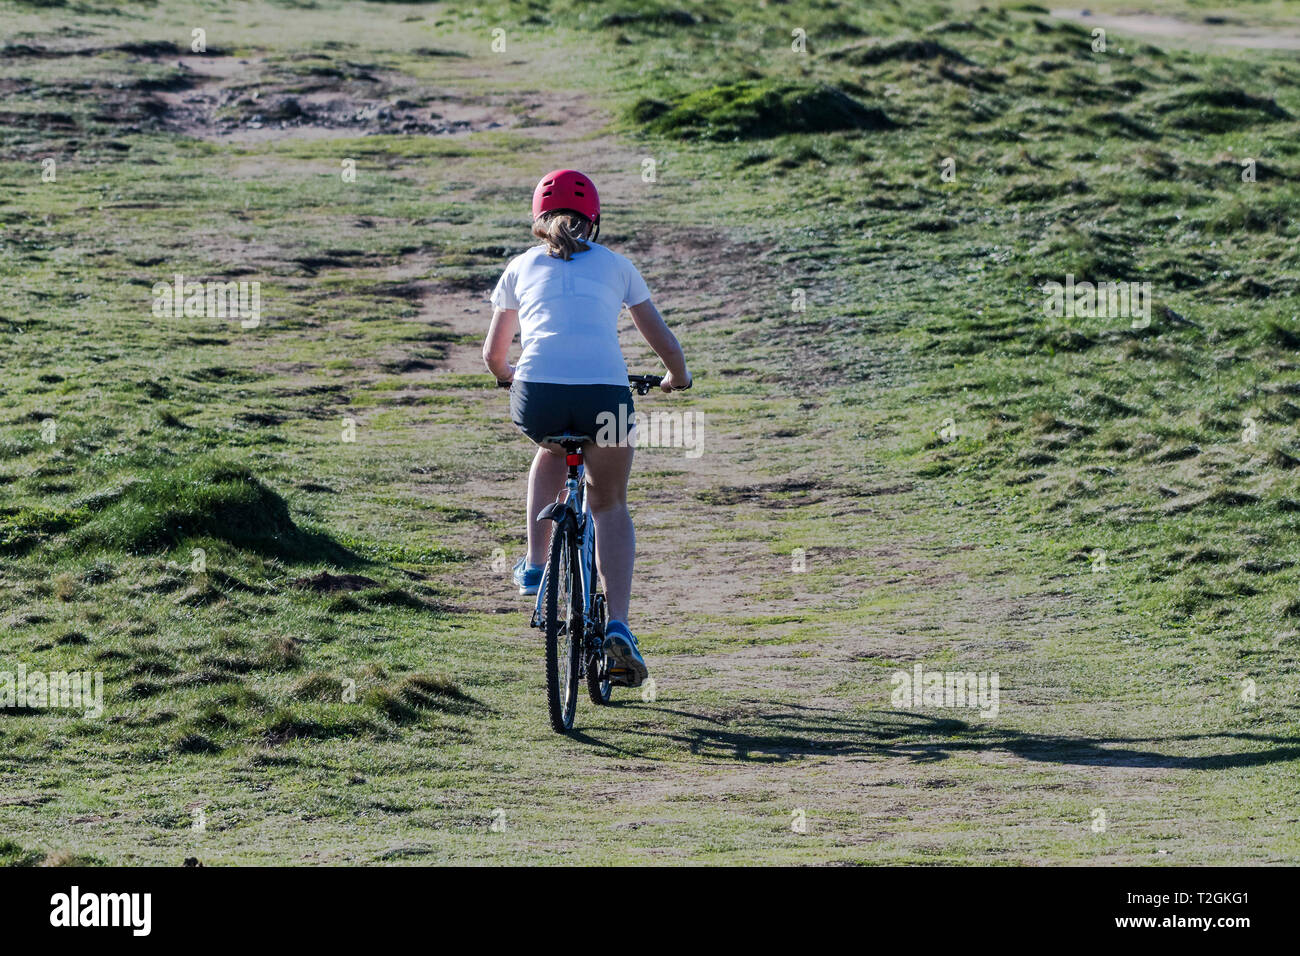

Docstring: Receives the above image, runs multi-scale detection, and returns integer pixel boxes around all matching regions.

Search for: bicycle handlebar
[498,373,691,395]
[627,374,661,395]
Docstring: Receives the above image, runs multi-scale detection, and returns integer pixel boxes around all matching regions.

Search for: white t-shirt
[490,241,652,386]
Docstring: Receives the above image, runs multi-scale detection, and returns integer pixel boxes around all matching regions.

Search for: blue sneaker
[604,620,648,688]
[512,557,543,596]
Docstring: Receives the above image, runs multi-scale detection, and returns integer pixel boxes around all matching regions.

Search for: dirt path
[1051,8,1300,50]
[387,58,1177,863]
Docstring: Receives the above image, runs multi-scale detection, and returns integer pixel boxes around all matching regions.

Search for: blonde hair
[532,210,593,261]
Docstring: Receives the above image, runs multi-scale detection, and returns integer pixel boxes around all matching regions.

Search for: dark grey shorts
[510,380,635,445]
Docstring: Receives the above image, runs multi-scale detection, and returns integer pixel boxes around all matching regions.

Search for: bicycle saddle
[541,432,593,450]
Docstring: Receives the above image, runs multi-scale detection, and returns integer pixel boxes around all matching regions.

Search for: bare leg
[581,441,635,622]
[527,445,567,567]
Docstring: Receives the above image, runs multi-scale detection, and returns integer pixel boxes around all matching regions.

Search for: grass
[631,80,897,139]
[1,0,1299,864]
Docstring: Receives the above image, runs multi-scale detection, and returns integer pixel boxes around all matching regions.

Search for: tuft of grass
[364,673,481,722]
[830,36,971,66]
[257,636,303,671]
[0,840,44,867]
[288,672,346,702]
[630,80,895,140]
[39,850,102,867]
[170,732,221,755]
[44,458,358,562]
[70,460,294,553]
[259,705,376,744]
[0,506,86,555]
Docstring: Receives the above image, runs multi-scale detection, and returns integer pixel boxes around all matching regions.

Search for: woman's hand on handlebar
[660,369,692,393]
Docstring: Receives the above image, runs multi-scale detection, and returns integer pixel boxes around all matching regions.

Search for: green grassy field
[2,0,1299,864]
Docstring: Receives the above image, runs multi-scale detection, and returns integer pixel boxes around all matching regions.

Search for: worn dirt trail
[400,77,939,685]
[370,55,1223,863]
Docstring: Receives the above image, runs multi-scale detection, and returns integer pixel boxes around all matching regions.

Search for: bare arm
[628,299,691,392]
[482,307,519,382]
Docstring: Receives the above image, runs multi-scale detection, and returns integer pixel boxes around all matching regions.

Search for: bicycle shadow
[569,698,1300,770]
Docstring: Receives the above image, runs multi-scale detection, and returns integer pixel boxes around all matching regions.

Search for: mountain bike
[529,373,663,733]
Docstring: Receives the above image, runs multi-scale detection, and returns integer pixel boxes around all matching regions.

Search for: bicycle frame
[531,461,597,638]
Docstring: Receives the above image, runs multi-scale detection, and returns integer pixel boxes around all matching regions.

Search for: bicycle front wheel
[543,517,582,733]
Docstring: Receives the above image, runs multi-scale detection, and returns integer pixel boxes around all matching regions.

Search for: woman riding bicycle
[482,169,691,688]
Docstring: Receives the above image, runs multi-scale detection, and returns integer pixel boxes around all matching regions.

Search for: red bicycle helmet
[531,169,600,226]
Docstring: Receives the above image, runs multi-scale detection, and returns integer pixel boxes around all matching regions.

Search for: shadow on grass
[574,699,1300,770]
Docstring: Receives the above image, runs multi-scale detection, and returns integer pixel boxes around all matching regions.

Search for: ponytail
[532,209,594,261]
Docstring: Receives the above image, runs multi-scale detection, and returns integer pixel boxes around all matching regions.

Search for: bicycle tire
[587,593,612,705]
[544,516,582,732]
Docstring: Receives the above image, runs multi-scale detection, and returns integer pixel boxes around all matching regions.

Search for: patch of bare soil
[0,44,514,143]
[141,54,512,142]
[694,478,826,508]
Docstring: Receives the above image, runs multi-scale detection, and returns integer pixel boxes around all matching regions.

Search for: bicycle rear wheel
[544,517,582,732]
[587,593,612,705]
